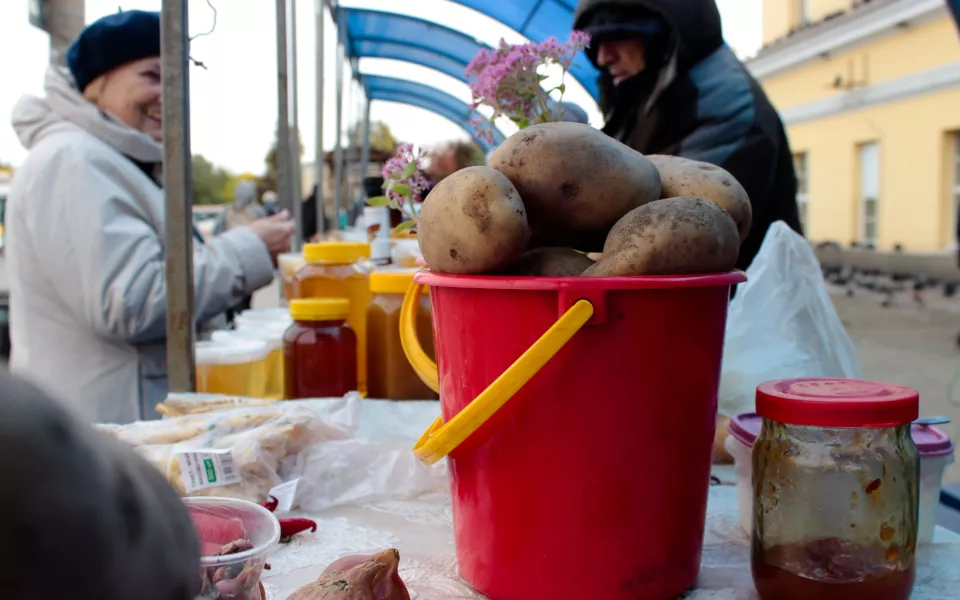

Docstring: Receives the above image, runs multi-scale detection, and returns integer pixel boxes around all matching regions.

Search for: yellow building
[750,0,960,251]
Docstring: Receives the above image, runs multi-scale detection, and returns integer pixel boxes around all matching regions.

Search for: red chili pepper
[278,517,317,541]
[261,495,279,513]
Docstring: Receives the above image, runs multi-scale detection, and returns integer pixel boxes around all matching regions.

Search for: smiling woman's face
[85,57,163,141]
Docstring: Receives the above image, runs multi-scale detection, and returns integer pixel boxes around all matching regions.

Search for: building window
[793,152,809,231]
[858,142,880,247]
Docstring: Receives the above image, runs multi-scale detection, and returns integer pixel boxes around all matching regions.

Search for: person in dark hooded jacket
[574,0,802,270]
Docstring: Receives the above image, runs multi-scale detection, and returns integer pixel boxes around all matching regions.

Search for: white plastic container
[195,339,271,399]
[212,329,285,400]
[727,412,954,544]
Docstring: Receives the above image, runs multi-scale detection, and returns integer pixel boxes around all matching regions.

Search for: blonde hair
[82,74,107,107]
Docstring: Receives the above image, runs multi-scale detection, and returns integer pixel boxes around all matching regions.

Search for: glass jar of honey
[284,298,357,399]
[292,242,371,396]
[366,270,437,400]
[195,339,270,398]
[752,378,920,600]
[277,252,306,303]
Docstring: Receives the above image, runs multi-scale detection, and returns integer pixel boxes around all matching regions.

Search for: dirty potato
[583,197,740,276]
[505,247,595,277]
[648,155,752,243]
[489,122,661,250]
[418,166,529,274]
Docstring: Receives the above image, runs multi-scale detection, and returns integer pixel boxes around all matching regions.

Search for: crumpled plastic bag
[718,222,861,418]
[97,395,362,503]
[285,400,447,511]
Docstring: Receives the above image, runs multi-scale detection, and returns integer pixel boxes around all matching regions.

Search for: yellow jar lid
[369,269,421,295]
[290,298,350,321]
[304,242,371,263]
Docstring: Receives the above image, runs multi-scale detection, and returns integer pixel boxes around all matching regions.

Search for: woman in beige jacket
[7,10,294,423]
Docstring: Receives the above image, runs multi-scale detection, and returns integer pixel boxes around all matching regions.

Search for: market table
[259,401,960,600]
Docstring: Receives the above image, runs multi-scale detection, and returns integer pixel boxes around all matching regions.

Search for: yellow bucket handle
[400,281,594,465]
[399,282,440,394]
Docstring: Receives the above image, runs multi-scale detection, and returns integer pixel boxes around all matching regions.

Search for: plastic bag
[97,396,362,503]
[718,222,861,418]
[286,400,447,511]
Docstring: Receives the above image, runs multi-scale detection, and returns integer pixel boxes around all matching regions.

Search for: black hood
[574,0,723,74]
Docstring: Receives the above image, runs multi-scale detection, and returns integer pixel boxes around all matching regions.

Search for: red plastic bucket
[401,271,745,600]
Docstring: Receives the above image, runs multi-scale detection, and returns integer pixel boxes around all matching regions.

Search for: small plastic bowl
[185,497,280,600]
[726,413,955,544]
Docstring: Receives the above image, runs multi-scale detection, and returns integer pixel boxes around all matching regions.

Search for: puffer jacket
[7,66,275,424]
[574,0,802,270]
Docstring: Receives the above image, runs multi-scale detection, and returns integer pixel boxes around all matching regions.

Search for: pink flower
[467,31,591,139]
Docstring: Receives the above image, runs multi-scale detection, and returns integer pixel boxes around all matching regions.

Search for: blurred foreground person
[7,10,294,423]
[0,368,200,599]
[574,0,802,269]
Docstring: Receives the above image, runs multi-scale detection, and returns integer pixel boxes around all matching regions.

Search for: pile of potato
[417,122,751,277]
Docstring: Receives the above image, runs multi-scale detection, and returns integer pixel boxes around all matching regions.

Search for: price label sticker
[175,448,240,493]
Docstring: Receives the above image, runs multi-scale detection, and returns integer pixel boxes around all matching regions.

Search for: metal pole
[332,11,345,230]
[289,0,303,249]
[314,0,326,237]
[161,0,196,393]
[46,0,85,67]
[357,92,372,206]
[275,0,294,228]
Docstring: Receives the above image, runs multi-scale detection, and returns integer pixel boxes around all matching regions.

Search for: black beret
[66,10,161,92]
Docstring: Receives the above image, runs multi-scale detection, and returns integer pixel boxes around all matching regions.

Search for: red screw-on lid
[756,378,919,428]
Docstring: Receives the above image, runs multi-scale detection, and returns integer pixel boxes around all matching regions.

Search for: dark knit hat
[580,6,670,69]
[66,10,161,92]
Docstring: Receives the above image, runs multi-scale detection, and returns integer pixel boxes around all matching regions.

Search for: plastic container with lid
[751,378,920,600]
[728,412,953,544]
[195,339,270,398]
[292,242,371,396]
[212,328,285,400]
[235,308,291,329]
[185,496,280,600]
[277,252,306,302]
[284,298,357,399]
[366,269,438,400]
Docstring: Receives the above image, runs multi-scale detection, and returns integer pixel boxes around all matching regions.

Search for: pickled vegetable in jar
[751,378,920,600]
[195,340,270,398]
[284,299,357,399]
[366,270,437,400]
[292,242,371,395]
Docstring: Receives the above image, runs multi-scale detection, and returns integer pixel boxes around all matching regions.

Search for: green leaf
[367,196,392,207]
[393,220,416,234]
[511,117,532,129]
[391,183,412,198]
[554,83,566,94]
[401,162,417,178]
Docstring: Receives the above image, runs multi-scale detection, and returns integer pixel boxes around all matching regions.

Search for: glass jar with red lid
[751,378,920,600]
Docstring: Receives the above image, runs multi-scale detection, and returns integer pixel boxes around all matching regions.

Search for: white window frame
[795,0,812,26]
[859,142,880,247]
[793,152,809,232]
[952,132,960,248]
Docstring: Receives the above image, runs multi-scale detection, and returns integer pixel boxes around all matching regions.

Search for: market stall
[147,2,960,599]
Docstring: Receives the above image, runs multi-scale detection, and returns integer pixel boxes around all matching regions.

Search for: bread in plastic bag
[97,395,362,503]
[719,222,861,418]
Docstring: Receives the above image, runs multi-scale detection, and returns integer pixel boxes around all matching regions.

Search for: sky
[0,0,761,175]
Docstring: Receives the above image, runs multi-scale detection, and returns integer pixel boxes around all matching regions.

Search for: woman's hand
[249,210,296,259]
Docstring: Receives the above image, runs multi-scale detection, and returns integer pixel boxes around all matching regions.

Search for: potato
[582,197,740,276]
[647,155,752,243]
[505,247,595,277]
[488,122,661,250]
[418,166,529,274]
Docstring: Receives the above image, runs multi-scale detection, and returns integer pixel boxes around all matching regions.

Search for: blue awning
[339,6,599,100]
[361,74,506,152]
[446,0,598,98]
[342,8,487,86]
